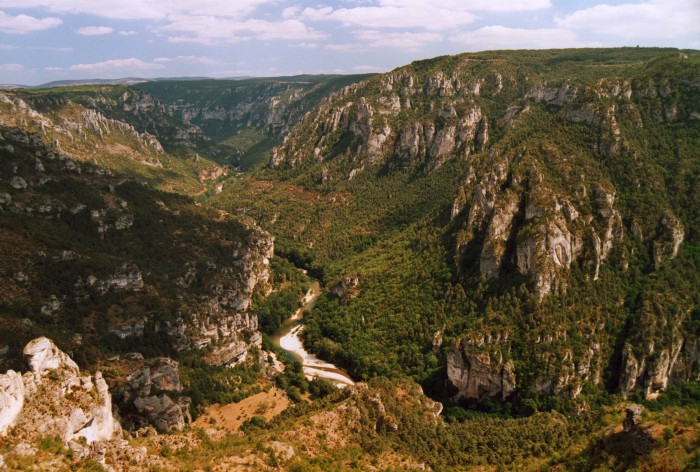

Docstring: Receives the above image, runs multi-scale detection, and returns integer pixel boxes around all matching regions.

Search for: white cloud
[381,0,551,12]
[324,43,361,52]
[119,30,137,36]
[153,55,220,65]
[156,16,326,44]
[52,58,165,74]
[0,0,274,20]
[76,26,113,36]
[0,10,61,33]
[354,30,443,50]
[27,46,72,51]
[0,63,24,72]
[290,42,319,49]
[556,0,700,40]
[296,0,552,30]
[451,25,594,50]
[299,6,476,30]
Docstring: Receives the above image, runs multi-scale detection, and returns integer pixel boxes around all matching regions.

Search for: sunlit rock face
[0,337,121,443]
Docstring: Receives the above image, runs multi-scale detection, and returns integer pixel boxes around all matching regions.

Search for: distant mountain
[34,78,151,88]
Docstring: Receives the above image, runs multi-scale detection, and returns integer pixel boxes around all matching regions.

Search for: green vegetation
[211,48,700,413]
[164,378,700,471]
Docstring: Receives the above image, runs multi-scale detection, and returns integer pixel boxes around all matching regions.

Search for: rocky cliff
[0,124,276,427]
[137,76,374,144]
[258,49,699,404]
[0,338,122,465]
[0,92,165,167]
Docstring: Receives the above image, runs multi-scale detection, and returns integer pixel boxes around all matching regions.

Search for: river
[271,279,355,388]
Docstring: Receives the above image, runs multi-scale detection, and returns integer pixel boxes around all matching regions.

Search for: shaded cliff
[0,124,276,431]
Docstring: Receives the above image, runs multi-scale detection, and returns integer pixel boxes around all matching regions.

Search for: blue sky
[1,0,699,85]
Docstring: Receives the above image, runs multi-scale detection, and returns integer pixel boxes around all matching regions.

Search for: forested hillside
[214,48,700,412]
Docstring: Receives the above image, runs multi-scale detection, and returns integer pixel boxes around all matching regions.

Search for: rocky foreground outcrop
[0,338,125,466]
[0,337,120,443]
[0,338,170,470]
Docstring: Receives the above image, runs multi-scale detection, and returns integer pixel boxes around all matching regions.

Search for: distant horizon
[1,0,699,86]
[1,45,697,89]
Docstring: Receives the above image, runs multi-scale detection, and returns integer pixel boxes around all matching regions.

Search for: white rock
[72,372,121,443]
[0,370,25,435]
[23,337,78,374]
[13,443,36,456]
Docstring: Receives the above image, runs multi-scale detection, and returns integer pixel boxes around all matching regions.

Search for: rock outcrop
[0,93,165,167]
[623,404,643,433]
[23,336,79,374]
[0,370,24,436]
[446,339,515,401]
[619,336,685,400]
[653,211,684,270]
[0,337,121,443]
[133,395,190,433]
[270,66,489,174]
[330,276,360,302]
[115,357,191,432]
[452,148,626,298]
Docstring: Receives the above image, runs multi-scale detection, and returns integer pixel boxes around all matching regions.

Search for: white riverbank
[279,324,354,387]
[273,281,355,388]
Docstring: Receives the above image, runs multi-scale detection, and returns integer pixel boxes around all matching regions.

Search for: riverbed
[271,280,354,388]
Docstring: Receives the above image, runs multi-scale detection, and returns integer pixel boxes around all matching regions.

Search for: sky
[1,0,699,86]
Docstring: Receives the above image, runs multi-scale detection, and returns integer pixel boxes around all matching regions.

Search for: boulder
[125,357,183,398]
[623,404,643,433]
[133,394,188,432]
[9,176,27,190]
[23,337,78,374]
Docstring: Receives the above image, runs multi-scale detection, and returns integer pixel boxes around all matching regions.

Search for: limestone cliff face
[137,76,372,149]
[619,284,697,400]
[270,68,489,174]
[451,147,625,299]
[269,55,687,302]
[265,51,697,404]
[446,338,515,401]
[116,89,208,147]
[0,338,120,443]
[0,121,273,429]
[653,211,685,270]
[0,92,165,167]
